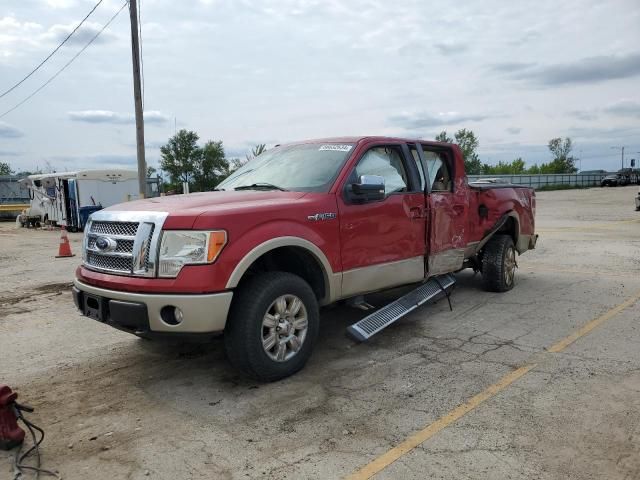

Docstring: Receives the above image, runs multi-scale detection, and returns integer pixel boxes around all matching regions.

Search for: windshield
[217,143,355,192]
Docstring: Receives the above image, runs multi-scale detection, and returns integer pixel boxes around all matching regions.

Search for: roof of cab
[282,136,454,148]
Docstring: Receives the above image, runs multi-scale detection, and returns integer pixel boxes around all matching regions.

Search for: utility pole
[611,146,625,170]
[129,0,146,198]
[579,149,583,172]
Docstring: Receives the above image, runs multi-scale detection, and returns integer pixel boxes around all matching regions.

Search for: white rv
[21,170,140,231]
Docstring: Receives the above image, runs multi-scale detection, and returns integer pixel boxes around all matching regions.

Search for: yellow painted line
[346,290,640,480]
[345,364,536,480]
[548,290,640,353]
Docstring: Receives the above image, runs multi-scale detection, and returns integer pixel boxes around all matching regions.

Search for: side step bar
[347,274,456,342]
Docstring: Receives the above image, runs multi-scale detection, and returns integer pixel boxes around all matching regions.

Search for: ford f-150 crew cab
[73,136,538,381]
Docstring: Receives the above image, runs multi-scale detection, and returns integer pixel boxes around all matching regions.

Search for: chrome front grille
[88,237,134,253]
[90,221,138,236]
[87,251,134,272]
[83,212,167,277]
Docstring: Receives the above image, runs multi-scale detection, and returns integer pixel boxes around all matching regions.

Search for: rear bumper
[72,279,233,335]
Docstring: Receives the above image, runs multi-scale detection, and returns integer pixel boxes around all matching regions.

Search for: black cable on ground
[12,404,60,480]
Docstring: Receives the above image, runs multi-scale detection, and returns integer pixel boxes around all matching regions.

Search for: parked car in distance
[601,175,619,187]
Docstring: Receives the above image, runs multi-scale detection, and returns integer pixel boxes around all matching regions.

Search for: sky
[1,0,639,174]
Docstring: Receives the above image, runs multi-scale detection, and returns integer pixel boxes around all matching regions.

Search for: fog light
[160,306,183,326]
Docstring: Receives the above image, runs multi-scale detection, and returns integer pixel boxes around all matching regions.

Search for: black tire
[481,234,517,292]
[224,271,319,381]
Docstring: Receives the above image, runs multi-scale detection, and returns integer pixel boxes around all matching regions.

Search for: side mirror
[348,175,385,203]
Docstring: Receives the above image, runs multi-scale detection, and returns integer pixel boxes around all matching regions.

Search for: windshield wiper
[234,183,288,191]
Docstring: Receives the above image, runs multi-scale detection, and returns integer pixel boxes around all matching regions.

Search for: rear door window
[421,147,452,192]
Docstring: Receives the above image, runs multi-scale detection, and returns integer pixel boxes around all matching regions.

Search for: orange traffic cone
[55,226,75,258]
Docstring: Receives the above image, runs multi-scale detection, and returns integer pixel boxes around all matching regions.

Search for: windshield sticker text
[319,145,352,152]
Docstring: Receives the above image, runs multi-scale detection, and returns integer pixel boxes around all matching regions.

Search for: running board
[347,274,456,342]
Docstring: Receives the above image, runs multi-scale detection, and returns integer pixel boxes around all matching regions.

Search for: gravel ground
[1,185,639,479]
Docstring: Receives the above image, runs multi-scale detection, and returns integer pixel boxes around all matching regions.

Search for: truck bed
[468,181,533,191]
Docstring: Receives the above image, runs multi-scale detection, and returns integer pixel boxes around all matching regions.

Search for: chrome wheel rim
[261,294,308,362]
[504,246,517,286]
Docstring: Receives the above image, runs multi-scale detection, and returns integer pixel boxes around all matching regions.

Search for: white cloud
[68,110,169,125]
[0,122,24,138]
[42,21,118,45]
[389,112,489,130]
[2,0,639,174]
[604,100,640,118]
[0,16,44,59]
[46,0,77,8]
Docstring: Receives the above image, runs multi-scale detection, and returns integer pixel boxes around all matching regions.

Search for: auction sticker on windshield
[318,144,352,152]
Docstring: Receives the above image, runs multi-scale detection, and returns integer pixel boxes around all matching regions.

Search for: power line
[0,0,105,99]
[0,2,127,120]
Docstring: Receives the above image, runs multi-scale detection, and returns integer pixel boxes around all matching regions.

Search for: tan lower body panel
[341,256,425,298]
[428,248,465,276]
[74,280,233,333]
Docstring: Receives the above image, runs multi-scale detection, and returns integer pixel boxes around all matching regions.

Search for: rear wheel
[481,234,517,292]
[224,272,319,381]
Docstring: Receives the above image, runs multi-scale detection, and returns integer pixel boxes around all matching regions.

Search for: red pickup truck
[73,136,537,380]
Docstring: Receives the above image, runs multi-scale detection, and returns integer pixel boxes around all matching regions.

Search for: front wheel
[224,272,319,381]
[481,234,517,292]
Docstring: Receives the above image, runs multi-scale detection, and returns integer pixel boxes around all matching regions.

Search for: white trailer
[21,170,139,231]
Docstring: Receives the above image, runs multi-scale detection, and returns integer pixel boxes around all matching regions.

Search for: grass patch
[536,184,592,191]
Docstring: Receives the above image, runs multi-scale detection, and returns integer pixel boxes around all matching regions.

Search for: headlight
[158,230,227,278]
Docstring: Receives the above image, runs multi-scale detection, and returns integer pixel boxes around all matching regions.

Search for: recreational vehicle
[20,170,139,231]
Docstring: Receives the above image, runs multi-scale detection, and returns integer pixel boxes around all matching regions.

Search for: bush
[536,184,590,191]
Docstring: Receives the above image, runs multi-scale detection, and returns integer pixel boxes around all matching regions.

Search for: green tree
[0,161,13,176]
[527,164,541,174]
[146,166,157,177]
[454,129,482,174]
[160,129,201,188]
[244,143,268,163]
[482,158,527,175]
[546,137,577,173]
[193,140,233,191]
[435,131,452,143]
[434,129,482,174]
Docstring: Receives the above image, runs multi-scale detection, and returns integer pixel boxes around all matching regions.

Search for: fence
[467,173,612,189]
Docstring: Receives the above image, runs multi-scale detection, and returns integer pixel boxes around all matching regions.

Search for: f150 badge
[308,213,337,221]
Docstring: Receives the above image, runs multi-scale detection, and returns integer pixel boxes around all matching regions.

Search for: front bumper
[72,279,233,336]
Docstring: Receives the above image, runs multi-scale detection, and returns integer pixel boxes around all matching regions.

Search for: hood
[105,190,308,228]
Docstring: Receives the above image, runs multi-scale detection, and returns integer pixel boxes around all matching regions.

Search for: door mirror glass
[349,175,385,203]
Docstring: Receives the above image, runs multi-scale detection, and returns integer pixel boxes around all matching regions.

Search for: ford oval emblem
[95,236,117,252]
